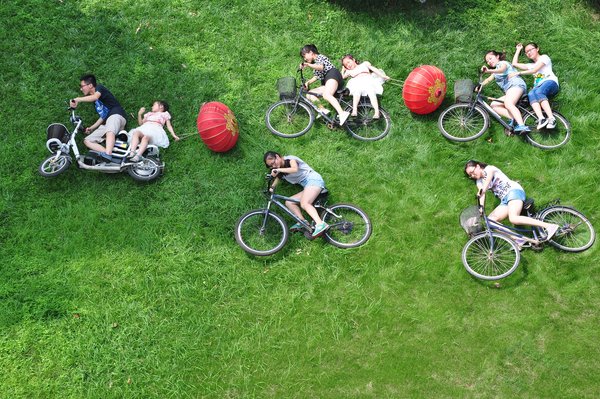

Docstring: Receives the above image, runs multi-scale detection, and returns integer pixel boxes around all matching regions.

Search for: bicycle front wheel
[322,203,372,248]
[344,103,390,141]
[39,153,71,177]
[438,103,489,142]
[265,100,314,138]
[524,112,570,150]
[235,209,288,256]
[539,206,595,252]
[462,232,520,280]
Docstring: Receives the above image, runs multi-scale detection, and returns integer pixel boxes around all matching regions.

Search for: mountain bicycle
[265,69,390,141]
[438,77,570,150]
[234,175,372,256]
[459,198,595,280]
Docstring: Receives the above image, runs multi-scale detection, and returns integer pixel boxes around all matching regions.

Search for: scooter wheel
[39,154,71,177]
[127,157,163,182]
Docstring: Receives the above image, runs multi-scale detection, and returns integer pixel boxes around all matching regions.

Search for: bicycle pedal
[531,243,544,252]
[303,230,315,240]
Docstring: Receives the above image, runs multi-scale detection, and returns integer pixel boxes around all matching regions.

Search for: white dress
[130,111,171,148]
[345,62,384,97]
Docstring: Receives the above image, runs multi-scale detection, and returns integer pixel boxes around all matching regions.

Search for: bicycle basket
[277,76,297,100]
[46,123,70,143]
[454,79,474,103]
[460,206,484,236]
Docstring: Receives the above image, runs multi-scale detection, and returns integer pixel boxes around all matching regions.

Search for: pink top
[346,62,371,78]
[144,111,171,126]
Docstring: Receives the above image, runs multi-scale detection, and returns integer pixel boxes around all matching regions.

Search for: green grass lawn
[1,0,600,397]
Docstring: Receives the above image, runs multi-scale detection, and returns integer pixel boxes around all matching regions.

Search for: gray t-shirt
[280,155,322,185]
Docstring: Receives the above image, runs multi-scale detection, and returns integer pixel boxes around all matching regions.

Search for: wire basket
[454,79,474,103]
[459,205,484,236]
[277,76,296,100]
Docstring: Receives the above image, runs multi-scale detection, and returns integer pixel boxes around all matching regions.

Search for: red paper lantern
[402,65,447,115]
[197,102,239,152]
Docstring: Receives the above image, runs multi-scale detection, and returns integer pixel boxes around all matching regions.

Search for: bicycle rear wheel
[265,100,314,138]
[322,203,372,248]
[462,232,520,280]
[235,209,288,256]
[344,104,390,141]
[539,206,595,252]
[524,112,570,150]
[438,103,489,142]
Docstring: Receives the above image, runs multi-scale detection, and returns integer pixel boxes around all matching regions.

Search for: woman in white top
[510,42,560,130]
[341,54,389,119]
[128,100,179,162]
[464,160,559,240]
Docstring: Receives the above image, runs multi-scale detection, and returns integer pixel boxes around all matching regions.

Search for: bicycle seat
[314,189,329,205]
[523,198,535,212]
[517,94,529,107]
[336,87,349,95]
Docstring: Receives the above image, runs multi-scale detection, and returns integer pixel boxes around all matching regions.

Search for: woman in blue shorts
[464,160,559,240]
[264,151,329,238]
[479,50,530,134]
[510,42,560,130]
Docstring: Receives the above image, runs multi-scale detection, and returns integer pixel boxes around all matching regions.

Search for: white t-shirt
[528,54,558,87]
[476,165,523,200]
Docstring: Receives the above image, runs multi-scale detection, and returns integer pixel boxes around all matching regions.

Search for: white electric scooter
[39,107,164,182]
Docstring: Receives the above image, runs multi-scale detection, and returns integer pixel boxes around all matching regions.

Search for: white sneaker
[536,118,548,130]
[338,111,350,126]
[546,118,557,129]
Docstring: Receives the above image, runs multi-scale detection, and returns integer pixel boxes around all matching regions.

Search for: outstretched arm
[165,120,179,141]
[511,43,530,69]
[85,117,104,133]
[366,63,389,80]
[70,91,101,108]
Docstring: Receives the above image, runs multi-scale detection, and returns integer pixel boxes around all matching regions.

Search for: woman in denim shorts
[264,151,329,238]
[510,42,560,130]
[464,160,559,241]
[479,50,530,134]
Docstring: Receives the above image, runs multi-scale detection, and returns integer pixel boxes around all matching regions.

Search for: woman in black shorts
[299,44,350,125]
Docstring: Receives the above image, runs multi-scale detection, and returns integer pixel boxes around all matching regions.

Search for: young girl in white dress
[128,100,179,162]
[341,54,389,119]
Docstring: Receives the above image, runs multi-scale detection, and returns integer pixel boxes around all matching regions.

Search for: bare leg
[84,140,107,153]
[299,186,324,225]
[137,136,150,156]
[285,193,305,222]
[530,101,545,120]
[129,130,142,155]
[506,200,557,230]
[539,99,554,120]
[286,186,324,225]
[502,87,525,126]
[321,79,345,116]
[104,132,116,155]
[491,100,512,120]
[352,94,359,116]
[366,90,380,118]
